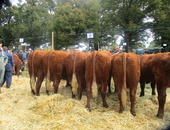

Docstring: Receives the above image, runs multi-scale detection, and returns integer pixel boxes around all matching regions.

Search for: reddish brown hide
[44,50,69,95]
[85,51,112,109]
[12,54,23,77]
[150,52,170,118]
[27,50,47,96]
[65,51,90,99]
[140,54,156,97]
[112,53,140,116]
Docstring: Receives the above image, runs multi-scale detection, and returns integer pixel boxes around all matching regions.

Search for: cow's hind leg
[65,77,71,87]
[101,83,108,108]
[140,80,145,97]
[130,87,137,116]
[117,85,124,113]
[78,79,85,100]
[71,86,76,98]
[35,75,44,96]
[86,82,91,110]
[157,84,166,118]
[30,76,36,95]
[151,82,156,95]
[107,76,112,94]
[53,77,62,94]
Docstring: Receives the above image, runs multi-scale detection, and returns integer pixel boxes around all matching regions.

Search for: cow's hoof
[78,96,82,100]
[140,94,144,97]
[65,84,71,87]
[87,108,92,112]
[156,113,163,119]
[46,90,50,95]
[131,111,136,116]
[103,104,109,108]
[31,90,35,95]
[107,92,112,96]
[72,94,76,99]
[119,109,123,113]
[85,105,92,112]
[152,92,156,95]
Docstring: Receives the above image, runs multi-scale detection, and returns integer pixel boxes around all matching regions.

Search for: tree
[51,2,86,49]
[12,0,51,49]
[0,0,52,49]
[102,0,157,52]
[0,0,11,9]
[82,0,108,50]
[150,0,170,51]
[51,0,101,50]
[0,6,15,46]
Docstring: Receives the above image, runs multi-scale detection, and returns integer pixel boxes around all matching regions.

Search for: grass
[0,70,170,130]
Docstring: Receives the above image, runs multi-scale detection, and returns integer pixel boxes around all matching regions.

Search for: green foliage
[102,0,157,52]
[51,3,85,49]
[150,0,170,51]
[149,41,161,48]
[0,0,170,51]
[51,0,101,49]
[0,6,14,46]
[0,0,11,9]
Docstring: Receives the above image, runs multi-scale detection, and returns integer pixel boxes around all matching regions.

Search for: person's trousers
[3,70,12,88]
[0,68,5,87]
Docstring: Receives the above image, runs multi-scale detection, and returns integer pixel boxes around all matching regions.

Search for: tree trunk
[94,42,98,51]
[124,31,132,52]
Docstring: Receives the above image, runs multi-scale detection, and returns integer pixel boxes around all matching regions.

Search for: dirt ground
[0,71,170,130]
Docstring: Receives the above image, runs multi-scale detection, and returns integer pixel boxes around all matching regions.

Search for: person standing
[114,46,121,54]
[0,43,8,89]
[2,46,14,88]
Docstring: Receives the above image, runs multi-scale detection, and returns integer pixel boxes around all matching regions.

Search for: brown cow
[28,50,47,95]
[150,52,170,118]
[85,51,112,109]
[112,53,140,116]
[140,54,156,97]
[12,54,23,77]
[45,50,69,95]
[65,51,90,99]
[17,51,22,61]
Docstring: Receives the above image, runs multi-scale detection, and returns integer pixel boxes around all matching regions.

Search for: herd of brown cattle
[26,50,170,118]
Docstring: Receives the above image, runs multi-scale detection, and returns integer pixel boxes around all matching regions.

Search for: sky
[10,0,25,6]
[10,0,19,5]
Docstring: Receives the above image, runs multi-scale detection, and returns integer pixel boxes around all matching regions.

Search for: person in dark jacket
[2,46,15,88]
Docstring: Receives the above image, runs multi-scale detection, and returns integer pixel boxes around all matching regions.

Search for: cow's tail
[46,51,52,94]
[121,53,127,106]
[30,51,36,94]
[92,51,98,97]
[71,51,78,95]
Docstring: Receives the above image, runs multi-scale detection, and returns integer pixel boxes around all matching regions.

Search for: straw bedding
[0,75,170,130]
